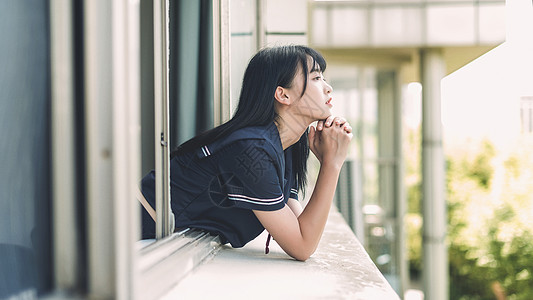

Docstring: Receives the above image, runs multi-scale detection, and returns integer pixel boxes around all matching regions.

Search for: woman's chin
[319,108,333,119]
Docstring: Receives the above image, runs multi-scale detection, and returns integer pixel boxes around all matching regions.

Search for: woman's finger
[342,123,352,134]
[334,117,347,126]
[308,125,316,143]
[324,116,347,128]
[308,125,320,149]
[317,120,325,131]
[324,115,336,127]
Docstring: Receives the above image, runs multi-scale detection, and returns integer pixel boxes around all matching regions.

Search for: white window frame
[49,0,142,298]
[137,1,229,298]
[214,0,232,125]
[83,0,140,298]
[50,0,80,292]
[49,1,230,299]
[153,0,173,239]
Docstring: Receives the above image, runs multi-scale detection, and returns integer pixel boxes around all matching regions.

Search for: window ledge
[138,228,221,300]
[163,207,400,300]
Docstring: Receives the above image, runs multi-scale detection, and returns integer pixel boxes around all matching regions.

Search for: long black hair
[171,45,327,194]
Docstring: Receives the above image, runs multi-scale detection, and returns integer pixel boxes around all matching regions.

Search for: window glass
[138,0,216,242]
[140,0,156,176]
[169,0,214,148]
[0,0,52,298]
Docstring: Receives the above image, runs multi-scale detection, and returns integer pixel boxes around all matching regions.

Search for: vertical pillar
[377,70,406,295]
[50,0,79,290]
[84,0,115,296]
[420,48,448,300]
[154,0,173,239]
[213,0,231,125]
[84,0,140,297]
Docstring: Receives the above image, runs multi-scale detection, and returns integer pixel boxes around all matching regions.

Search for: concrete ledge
[137,229,221,300]
[163,207,400,300]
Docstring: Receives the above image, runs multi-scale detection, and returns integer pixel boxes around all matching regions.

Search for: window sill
[163,207,400,300]
[138,228,221,300]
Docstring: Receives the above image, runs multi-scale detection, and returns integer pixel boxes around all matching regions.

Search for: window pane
[169,0,214,148]
[0,0,52,297]
[140,0,156,176]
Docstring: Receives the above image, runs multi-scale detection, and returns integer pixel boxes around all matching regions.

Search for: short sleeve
[214,140,286,211]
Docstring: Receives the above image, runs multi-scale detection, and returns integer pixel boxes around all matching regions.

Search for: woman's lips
[326,97,332,106]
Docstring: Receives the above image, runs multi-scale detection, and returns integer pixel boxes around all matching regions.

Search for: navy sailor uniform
[140,122,299,248]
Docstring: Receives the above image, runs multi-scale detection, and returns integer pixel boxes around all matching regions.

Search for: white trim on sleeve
[228,193,284,206]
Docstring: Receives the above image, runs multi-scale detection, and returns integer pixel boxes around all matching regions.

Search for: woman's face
[286,59,333,122]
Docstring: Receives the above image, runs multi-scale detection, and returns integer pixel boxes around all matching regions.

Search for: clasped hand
[308,116,353,168]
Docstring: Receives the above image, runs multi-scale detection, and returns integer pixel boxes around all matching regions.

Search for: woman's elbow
[290,247,315,262]
[293,254,310,262]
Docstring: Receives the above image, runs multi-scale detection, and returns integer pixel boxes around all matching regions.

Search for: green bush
[406,135,533,299]
[446,139,533,299]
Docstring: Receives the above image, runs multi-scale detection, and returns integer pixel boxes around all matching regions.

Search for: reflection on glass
[0,0,52,297]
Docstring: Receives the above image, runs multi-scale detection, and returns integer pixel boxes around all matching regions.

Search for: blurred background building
[1,0,530,299]
[228,1,507,299]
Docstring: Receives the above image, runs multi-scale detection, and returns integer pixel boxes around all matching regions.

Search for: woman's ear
[274,86,291,106]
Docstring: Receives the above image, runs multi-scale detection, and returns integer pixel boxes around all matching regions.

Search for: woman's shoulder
[196,123,282,159]
[228,123,280,145]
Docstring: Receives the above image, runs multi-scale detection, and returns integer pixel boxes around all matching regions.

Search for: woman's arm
[287,198,303,217]
[254,116,352,261]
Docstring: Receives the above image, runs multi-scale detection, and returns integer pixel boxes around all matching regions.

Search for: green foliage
[406,213,422,278]
[447,151,495,299]
[446,138,533,299]
[405,131,533,299]
[448,244,493,300]
[470,140,495,188]
[404,127,422,277]
[407,183,421,214]
[455,139,495,189]
[503,155,521,178]
[485,227,533,299]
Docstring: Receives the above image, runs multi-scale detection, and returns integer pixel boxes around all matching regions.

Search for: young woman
[141,45,352,261]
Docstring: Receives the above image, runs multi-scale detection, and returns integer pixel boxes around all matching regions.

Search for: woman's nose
[325,82,333,94]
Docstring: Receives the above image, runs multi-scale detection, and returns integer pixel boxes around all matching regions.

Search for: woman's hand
[255,116,352,261]
[254,116,352,261]
[308,116,352,168]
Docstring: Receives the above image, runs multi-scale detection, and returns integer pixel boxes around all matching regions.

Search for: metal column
[154,0,173,239]
[420,48,448,300]
[84,0,140,297]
